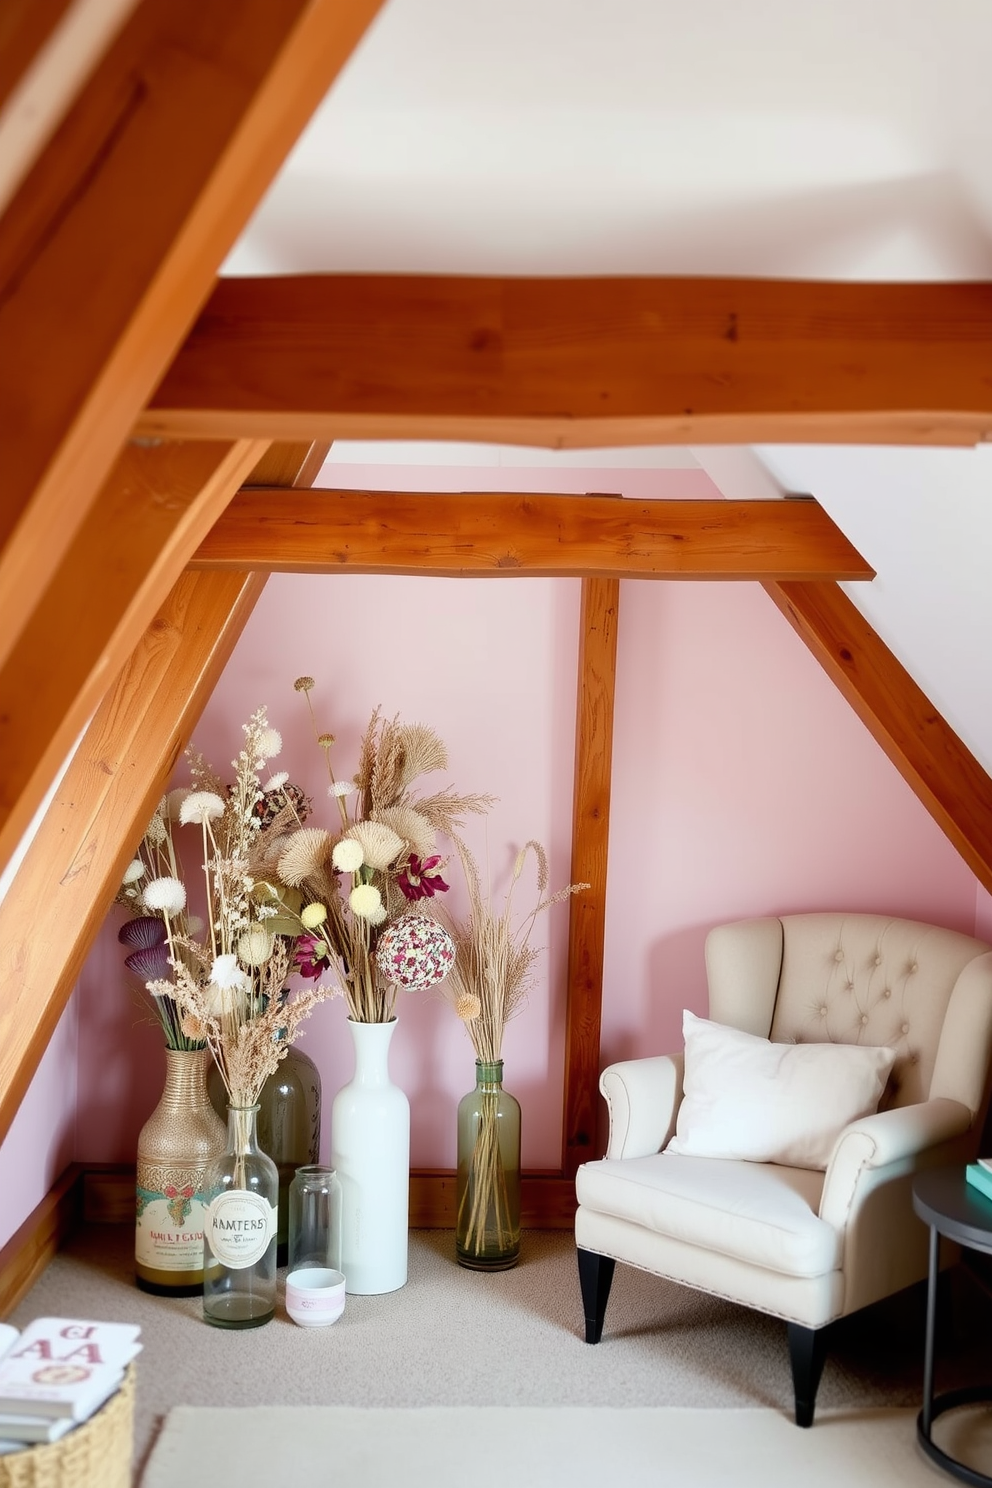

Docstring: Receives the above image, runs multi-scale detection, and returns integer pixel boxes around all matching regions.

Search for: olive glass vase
[455,1059,521,1270]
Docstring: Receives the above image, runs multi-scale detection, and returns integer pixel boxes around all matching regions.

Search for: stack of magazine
[965,1157,992,1202]
[0,1317,141,1454]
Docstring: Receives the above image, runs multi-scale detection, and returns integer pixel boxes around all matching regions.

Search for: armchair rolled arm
[820,1097,972,1231]
[601,1053,685,1160]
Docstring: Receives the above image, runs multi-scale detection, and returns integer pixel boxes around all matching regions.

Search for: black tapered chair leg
[787,1321,829,1427]
[577,1248,616,1344]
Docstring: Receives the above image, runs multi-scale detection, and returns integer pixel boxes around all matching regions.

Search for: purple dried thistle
[118,915,167,950]
[124,943,171,981]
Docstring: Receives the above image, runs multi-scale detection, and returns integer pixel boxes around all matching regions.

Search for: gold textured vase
[135,1047,226,1296]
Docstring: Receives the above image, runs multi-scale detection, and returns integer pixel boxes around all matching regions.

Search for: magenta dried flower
[397,854,450,902]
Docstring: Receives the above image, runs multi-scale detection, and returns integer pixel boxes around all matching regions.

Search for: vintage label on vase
[135,1161,209,1272]
[205,1191,277,1269]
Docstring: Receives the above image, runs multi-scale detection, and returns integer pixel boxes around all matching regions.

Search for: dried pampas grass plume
[396,723,448,788]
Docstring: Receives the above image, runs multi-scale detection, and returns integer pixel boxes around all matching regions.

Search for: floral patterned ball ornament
[375,916,456,993]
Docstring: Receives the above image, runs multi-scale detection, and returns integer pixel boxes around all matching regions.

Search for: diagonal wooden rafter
[142,274,992,448]
[0,0,76,114]
[0,0,139,215]
[0,569,266,1149]
[764,580,992,898]
[192,490,873,581]
[0,0,383,674]
[0,437,268,880]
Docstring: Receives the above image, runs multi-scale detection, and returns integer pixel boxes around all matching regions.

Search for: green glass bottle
[455,1060,521,1270]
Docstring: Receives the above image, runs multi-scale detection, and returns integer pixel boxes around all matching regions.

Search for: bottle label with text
[205,1191,277,1269]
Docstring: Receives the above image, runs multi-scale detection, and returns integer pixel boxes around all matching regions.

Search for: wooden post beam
[192,490,873,582]
[0,438,267,880]
[0,570,266,1149]
[0,0,381,672]
[142,274,992,448]
[563,578,620,1176]
[764,580,992,898]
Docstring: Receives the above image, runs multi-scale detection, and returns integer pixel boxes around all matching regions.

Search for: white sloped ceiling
[221,0,992,775]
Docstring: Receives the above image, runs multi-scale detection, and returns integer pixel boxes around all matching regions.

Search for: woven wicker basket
[0,1364,135,1488]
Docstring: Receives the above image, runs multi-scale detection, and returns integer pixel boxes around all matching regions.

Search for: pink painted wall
[0,1001,77,1250]
[66,570,984,1180]
[76,573,581,1171]
[600,580,982,1068]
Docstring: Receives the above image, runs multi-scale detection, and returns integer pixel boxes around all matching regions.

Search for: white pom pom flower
[332,838,365,873]
[142,877,187,915]
[349,883,383,920]
[209,953,251,993]
[179,791,226,826]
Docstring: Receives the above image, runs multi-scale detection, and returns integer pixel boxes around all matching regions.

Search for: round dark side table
[913,1165,992,1486]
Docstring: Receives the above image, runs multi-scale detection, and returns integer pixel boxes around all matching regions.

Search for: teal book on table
[965,1161,992,1203]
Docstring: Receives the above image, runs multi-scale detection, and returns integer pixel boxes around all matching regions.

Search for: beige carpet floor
[141,1404,992,1488]
[8,1224,992,1482]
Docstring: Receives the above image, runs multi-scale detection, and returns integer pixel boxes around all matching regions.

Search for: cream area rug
[140,1404,992,1487]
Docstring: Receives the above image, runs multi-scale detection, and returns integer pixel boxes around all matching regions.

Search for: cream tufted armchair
[575,913,992,1425]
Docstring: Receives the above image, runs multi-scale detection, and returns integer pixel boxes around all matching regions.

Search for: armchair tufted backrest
[705,913,992,1115]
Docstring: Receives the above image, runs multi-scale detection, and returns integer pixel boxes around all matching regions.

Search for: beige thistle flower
[277,828,333,887]
[348,819,404,872]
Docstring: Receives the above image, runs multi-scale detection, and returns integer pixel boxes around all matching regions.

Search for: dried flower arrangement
[117,792,205,1051]
[119,707,334,1106]
[273,678,493,1022]
[432,838,588,1259]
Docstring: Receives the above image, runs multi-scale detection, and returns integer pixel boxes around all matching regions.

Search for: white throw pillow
[666,1010,897,1169]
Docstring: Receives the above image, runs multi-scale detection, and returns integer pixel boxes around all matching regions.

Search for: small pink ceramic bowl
[285,1267,347,1328]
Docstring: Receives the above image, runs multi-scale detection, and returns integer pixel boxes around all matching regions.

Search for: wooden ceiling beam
[764,580,992,897]
[0,438,267,880]
[192,491,873,582]
[0,0,382,673]
[142,274,992,447]
[0,569,266,1149]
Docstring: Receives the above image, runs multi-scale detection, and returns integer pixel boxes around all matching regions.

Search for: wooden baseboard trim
[410,1170,578,1227]
[0,1161,578,1312]
[82,1165,578,1230]
[0,1163,84,1317]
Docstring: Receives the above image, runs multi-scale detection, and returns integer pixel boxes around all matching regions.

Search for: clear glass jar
[455,1059,521,1270]
[202,1104,278,1328]
[288,1164,342,1274]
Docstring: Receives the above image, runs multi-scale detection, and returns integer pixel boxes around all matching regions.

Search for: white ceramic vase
[331,1017,410,1294]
